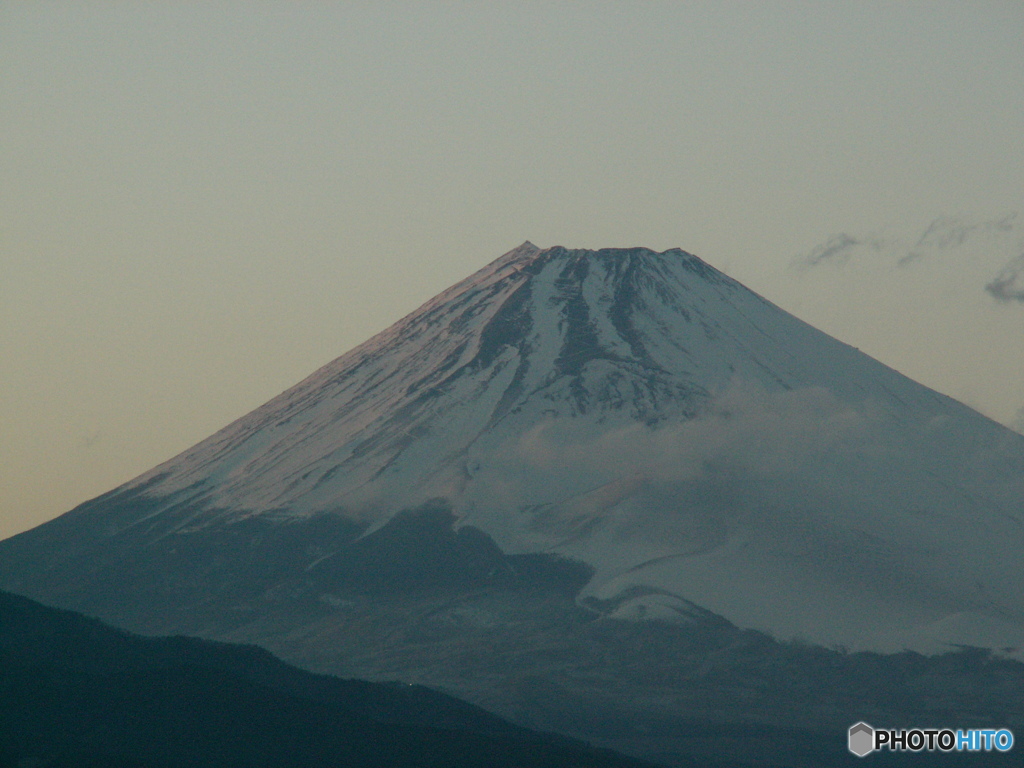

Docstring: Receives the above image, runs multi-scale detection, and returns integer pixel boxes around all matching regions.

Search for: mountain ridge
[0,588,669,768]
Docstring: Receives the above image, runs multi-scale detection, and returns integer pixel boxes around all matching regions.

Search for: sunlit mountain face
[4,243,1023,767]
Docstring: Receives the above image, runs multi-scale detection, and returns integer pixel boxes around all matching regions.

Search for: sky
[2,2,1022,541]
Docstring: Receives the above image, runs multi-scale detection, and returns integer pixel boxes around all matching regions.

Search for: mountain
[0,589,662,768]
[2,243,1024,766]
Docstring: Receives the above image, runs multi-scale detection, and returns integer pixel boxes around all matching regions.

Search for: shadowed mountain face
[2,244,1024,766]
[0,589,667,768]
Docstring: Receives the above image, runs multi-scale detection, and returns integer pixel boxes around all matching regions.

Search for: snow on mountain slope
[87,244,1024,655]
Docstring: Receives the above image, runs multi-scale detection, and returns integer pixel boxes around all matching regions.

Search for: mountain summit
[74,242,1024,655]
[3,243,1024,763]
[126,241,751,515]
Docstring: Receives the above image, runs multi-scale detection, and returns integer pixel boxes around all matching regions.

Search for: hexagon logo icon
[849,722,875,757]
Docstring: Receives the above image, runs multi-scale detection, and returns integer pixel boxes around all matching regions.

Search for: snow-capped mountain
[90,241,1024,657]
[6,242,1024,766]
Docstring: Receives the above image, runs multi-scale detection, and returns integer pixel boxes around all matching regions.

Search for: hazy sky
[2,2,1022,540]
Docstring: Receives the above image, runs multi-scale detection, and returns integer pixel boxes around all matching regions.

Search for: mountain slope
[0,589,666,768]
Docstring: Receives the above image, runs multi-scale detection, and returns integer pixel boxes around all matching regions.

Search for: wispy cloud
[795,213,1022,311]
[796,214,1017,272]
[899,214,1016,266]
[795,233,879,269]
[458,378,1024,563]
[985,254,1024,304]
[455,382,866,554]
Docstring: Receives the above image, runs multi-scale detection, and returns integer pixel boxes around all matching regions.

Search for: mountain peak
[14,241,1024,660]
[521,244,731,286]
[121,240,946,522]
[502,239,541,261]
